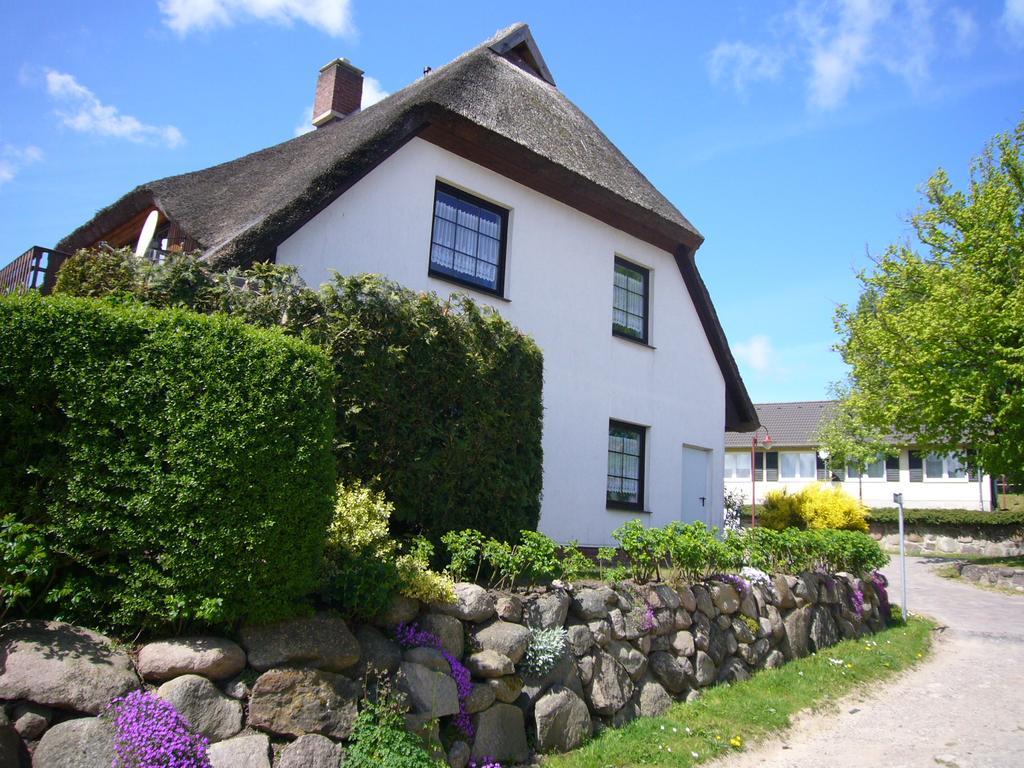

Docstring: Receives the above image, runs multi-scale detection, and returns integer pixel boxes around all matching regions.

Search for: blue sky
[2,1,1022,403]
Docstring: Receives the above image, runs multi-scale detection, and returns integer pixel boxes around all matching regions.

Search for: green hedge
[866,508,1024,527]
[54,252,546,549]
[311,274,544,547]
[0,294,335,634]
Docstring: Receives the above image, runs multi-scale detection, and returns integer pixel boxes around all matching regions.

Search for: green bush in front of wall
[310,273,544,548]
[0,293,335,634]
[54,250,546,551]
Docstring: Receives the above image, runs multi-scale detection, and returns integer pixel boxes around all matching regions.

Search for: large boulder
[487,675,523,704]
[465,682,496,714]
[710,582,741,614]
[781,606,813,660]
[404,646,451,674]
[418,613,464,659]
[156,674,243,742]
[395,661,460,719]
[691,650,717,687]
[248,667,360,739]
[534,684,592,753]
[570,588,615,620]
[774,575,797,609]
[33,717,116,768]
[607,640,647,681]
[648,651,690,694]
[669,630,695,657]
[208,734,271,768]
[466,650,514,678]
[566,623,594,656]
[691,585,716,617]
[583,649,634,716]
[471,703,530,764]
[809,605,840,651]
[647,584,682,611]
[345,624,402,680]
[240,614,360,672]
[634,674,673,717]
[523,590,570,629]
[276,733,346,768]
[137,637,246,682]
[432,583,495,622]
[13,701,51,740]
[494,593,523,622]
[0,620,140,715]
[374,594,420,627]
[473,620,532,664]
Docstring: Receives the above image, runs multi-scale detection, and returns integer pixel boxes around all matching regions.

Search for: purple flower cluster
[395,622,475,739]
[469,759,503,768]
[815,571,837,593]
[871,571,891,622]
[641,602,657,633]
[107,690,210,768]
[711,573,751,598]
[849,583,865,617]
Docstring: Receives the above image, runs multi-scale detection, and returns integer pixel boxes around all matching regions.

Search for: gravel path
[708,556,1024,768]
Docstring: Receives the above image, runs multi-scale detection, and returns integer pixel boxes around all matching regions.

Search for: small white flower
[691,752,700,758]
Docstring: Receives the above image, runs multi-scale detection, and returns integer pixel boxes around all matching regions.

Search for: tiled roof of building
[724,400,837,448]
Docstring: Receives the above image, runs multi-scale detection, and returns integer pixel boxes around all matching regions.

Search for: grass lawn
[543,616,934,768]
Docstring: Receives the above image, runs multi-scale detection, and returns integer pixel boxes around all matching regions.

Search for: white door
[682,445,712,524]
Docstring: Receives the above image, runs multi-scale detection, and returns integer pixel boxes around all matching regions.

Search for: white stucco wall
[725,449,993,511]
[277,137,727,546]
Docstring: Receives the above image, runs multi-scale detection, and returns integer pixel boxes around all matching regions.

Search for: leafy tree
[815,385,895,494]
[834,119,1024,482]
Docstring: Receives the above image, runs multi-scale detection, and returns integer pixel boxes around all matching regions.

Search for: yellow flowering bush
[759,483,868,532]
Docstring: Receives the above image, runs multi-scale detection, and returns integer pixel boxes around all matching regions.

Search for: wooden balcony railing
[0,246,73,296]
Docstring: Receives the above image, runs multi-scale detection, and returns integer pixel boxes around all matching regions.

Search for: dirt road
[709,556,1024,768]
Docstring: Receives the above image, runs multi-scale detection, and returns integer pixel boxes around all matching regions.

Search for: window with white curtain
[612,258,649,343]
[607,420,645,509]
[780,451,816,479]
[925,453,967,479]
[724,452,751,479]
[429,182,508,295]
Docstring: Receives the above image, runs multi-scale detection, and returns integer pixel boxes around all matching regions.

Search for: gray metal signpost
[893,492,908,621]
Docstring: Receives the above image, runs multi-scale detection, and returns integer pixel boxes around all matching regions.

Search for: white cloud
[708,42,784,94]
[793,0,892,110]
[159,0,355,37]
[293,75,389,136]
[947,7,978,55]
[45,70,184,148]
[0,144,43,186]
[706,1,984,110]
[1004,0,1024,43]
[361,76,388,108]
[733,334,776,376]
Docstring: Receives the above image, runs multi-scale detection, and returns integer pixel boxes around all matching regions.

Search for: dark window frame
[612,257,650,345]
[427,181,509,298]
[606,419,647,511]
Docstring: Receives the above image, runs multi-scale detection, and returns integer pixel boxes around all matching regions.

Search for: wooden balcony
[0,246,72,296]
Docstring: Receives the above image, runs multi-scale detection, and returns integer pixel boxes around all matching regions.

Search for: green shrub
[759,484,869,532]
[611,520,666,582]
[53,247,140,298]
[742,527,888,575]
[56,253,546,550]
[345,680,446,768]
[559,540,591,583]
[321,482,455,620]
[440,529,487,583]
[866,508,1024,527]
[0,293,335,634]
[313,274,543,548]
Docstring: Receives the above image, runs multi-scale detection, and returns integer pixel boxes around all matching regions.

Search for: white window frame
[924,452,967,481]
[847,456,885,481]
[780,451,816,480]
[724,452,751,480]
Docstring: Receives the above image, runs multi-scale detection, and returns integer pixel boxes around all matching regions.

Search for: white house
[725,401,994,511]
[37,24,759,545]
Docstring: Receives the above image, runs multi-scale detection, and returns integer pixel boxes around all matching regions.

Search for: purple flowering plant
[710,573,751,598]
[395,622,474,739]
[106,690,210,768]
[849,583,865,617]
[871,571,891,622]
[640,601,657,633]
[469,759,503,768]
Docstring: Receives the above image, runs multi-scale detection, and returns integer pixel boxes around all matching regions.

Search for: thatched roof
[56,23,757,431]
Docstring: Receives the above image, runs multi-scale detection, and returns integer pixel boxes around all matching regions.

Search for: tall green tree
[834,119,1024,482]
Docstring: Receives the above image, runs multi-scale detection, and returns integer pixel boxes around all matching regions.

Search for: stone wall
[0,572,886,768]
[870,521,1023,557]
[956,563,1024,592]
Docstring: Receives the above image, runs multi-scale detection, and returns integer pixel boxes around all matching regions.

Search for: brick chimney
[312,58,363,128]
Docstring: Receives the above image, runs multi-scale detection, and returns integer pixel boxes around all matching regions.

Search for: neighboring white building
[46,25,759,546]
[725,401,994,511]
